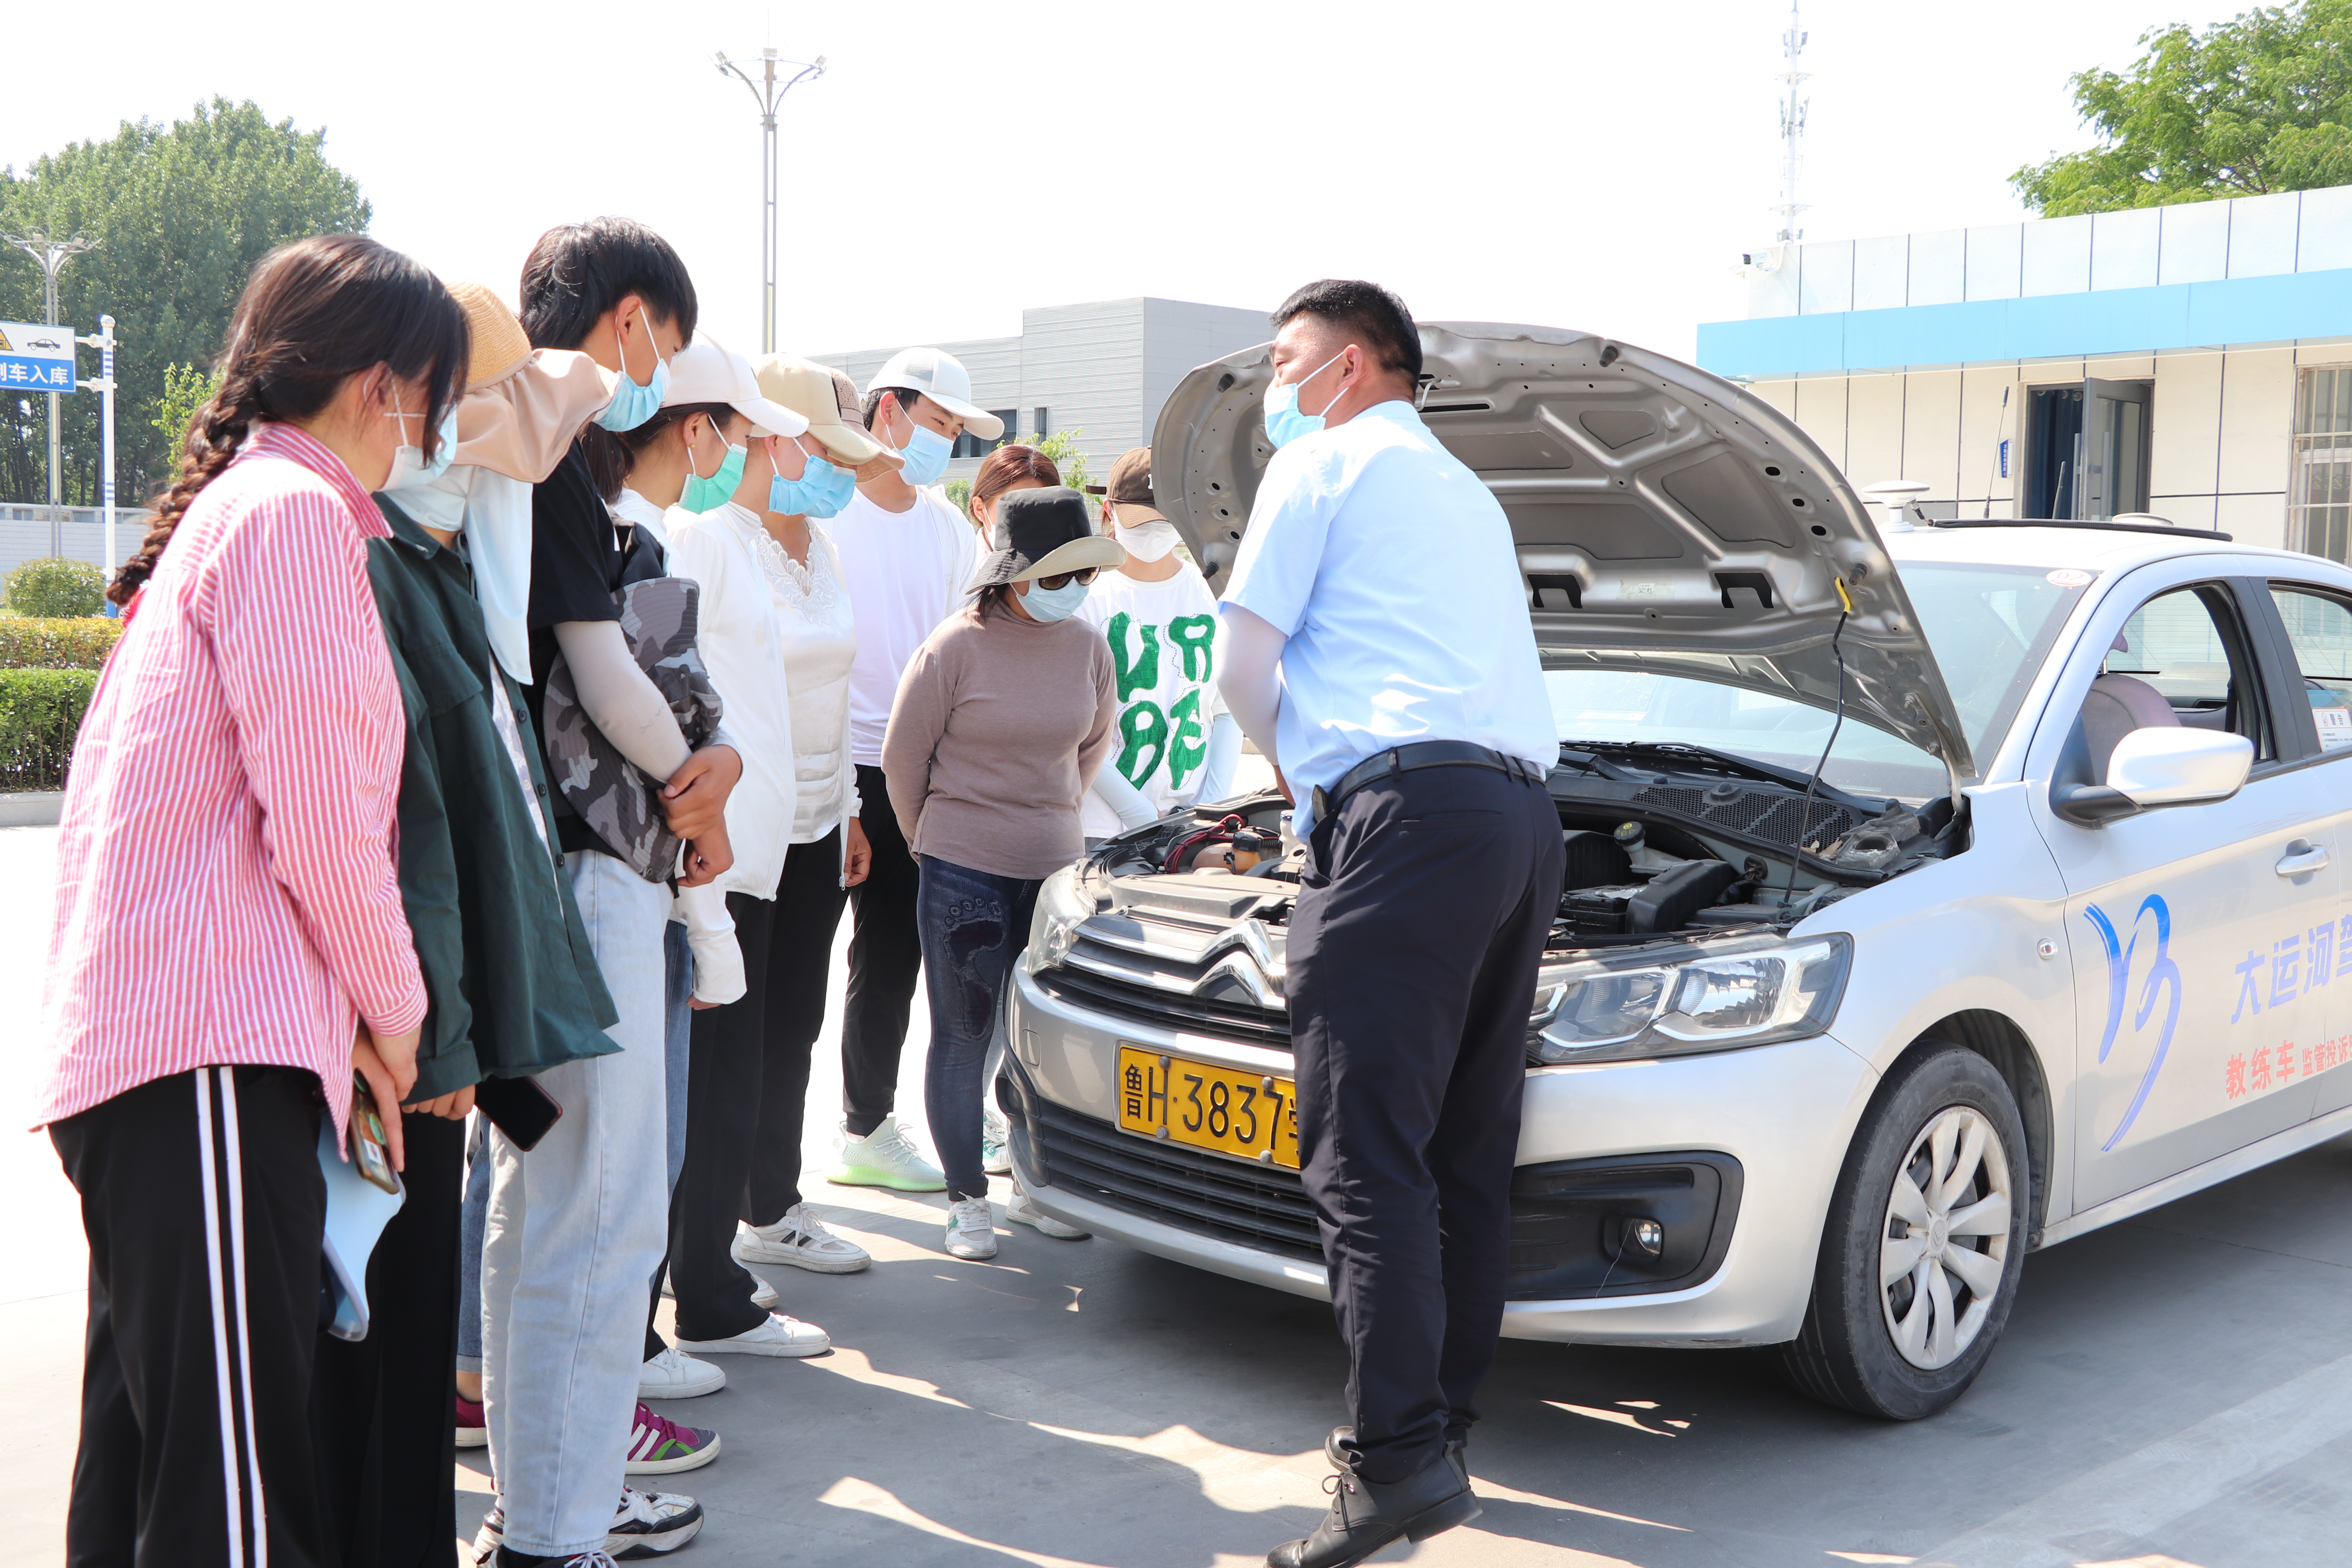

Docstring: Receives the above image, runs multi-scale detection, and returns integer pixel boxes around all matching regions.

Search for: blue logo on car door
[2084,895,2182,1150]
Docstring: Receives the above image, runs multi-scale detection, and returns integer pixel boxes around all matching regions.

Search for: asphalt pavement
[3,819,2347,1568]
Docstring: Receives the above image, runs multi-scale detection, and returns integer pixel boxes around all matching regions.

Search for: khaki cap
[753,354,898,467]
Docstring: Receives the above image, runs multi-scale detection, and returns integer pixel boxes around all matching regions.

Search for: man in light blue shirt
[1220,280,1563,1568]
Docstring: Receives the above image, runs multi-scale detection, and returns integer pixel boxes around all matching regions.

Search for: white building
[812,296,1268,487]
[1697,184,2352,557]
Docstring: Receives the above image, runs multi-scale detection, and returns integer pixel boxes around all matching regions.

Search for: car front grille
[1013,1093,1744,1301]
[1036,964,1292,1046]
[1022,1095,1324,1262]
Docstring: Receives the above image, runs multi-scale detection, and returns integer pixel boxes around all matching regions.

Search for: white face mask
[1114,517,1181,563]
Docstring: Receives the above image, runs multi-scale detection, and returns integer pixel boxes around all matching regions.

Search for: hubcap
[1878,1104,2014,1370]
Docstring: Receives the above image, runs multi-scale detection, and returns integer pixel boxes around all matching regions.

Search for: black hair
[517,217,699,351]
[115,234,468,606]
[1270,278,1422,383]
[519,218,698,500]
[861,386,938,432]
[617,402,735,476]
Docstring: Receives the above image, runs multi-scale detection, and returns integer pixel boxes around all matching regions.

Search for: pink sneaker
[455,1394,487,1449]
[626,1402,720,1475]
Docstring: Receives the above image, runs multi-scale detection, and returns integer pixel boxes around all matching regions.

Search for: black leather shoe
[1324,1425,1469,1484]
[1265,1451,1480,1567]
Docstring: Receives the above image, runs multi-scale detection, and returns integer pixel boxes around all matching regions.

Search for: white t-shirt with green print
[1076,561,1229,839]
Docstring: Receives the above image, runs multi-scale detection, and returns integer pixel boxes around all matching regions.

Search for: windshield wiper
[1562,739,1854,797]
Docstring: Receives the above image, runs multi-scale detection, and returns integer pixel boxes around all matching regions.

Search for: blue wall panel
[1700,267,2352,377]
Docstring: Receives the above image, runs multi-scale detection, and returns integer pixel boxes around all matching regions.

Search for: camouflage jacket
[542,575,726,882]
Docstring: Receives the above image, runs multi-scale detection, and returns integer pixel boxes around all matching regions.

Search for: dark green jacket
[368,497,619,1099]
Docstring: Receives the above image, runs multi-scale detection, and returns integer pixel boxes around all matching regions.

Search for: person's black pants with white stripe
[1288,764,1564,1486]
[309,1110,464,1568]
[51,1065,332,1568]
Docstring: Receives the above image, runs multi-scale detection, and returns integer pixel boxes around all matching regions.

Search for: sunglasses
[1034,568,1100,591]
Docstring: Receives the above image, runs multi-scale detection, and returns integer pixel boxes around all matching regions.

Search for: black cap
[965,486,1127,591]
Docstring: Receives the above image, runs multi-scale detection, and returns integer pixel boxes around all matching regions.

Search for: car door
[2028,566,2333,1212]
[2262,576,2352,1117]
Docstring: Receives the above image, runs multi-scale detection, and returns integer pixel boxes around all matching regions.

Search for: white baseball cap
[866,347,1004,440]
[662,338,809,438]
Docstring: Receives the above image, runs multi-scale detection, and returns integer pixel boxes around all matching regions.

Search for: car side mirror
[2051,727,2255,826]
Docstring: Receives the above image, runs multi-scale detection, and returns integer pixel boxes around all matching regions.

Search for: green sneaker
[828,1114,947,1192]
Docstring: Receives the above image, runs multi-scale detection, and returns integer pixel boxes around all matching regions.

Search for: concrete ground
[4,819,2348,1567]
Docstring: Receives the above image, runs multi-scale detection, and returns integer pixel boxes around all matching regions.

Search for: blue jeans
[459,920,693,1376]
[481,851,671,1557]
[917,857,1040,1200]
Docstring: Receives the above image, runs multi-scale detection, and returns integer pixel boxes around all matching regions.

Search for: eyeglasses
[1035,568,1100,591]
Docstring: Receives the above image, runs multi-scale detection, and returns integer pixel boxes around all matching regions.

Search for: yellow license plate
[1117,1045,1300,1169]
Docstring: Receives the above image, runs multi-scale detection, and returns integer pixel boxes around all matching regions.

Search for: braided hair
[113,234,468,607]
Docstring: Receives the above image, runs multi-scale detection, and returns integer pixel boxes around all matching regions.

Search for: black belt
[1312,740,1548,822]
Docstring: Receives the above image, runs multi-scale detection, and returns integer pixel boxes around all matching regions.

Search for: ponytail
[112,374,266,606]
[109,232,468,607]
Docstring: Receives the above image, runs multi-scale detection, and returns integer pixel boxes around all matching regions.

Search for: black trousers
[669,831,847,1343]
[842,765,921,1136]
[309,1110,464,1568]
[51,1066,331,1568]
[1289,764,1563,1485]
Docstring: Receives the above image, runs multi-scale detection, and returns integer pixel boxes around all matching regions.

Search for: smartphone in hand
[348,1074,401,1196]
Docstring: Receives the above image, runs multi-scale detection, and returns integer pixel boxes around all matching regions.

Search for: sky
[5,0,2210,364]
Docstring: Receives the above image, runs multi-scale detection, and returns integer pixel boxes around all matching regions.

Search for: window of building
[2024,378,2150,521]
[1033,406,1051,441]
[951,410,1021,461]
[2289,368,2352,563]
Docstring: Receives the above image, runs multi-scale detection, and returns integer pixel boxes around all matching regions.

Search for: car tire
[1777,1042,2031,1420]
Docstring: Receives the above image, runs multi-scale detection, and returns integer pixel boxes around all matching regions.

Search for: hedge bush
[5,557,107,619]
[0,668,98,791]
[0,617,121,670]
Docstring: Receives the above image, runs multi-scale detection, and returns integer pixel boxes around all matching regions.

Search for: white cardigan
[661,501,797,902]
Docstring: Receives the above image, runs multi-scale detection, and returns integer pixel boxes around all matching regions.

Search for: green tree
[152,362,223,460]
[4,558,106,619]
[2014,1,2352,216]
[0,98,370,507]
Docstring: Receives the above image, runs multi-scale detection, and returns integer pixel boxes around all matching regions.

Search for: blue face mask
[770,448,857,518]
[681,430,746,513]
[384,394,459,491]
[889,415,954,487]
[594,305,669,432]
[1019,577,1091,623]
[1261,349,1349,449]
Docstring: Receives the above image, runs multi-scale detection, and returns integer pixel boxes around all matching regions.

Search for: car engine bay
[1082,744,1961,958]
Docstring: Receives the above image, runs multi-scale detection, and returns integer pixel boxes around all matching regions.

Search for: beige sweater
[881,598,1118,880]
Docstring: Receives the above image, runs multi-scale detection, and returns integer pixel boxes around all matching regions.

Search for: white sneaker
[674,1312,831,1357]
[609,1484,704,1557]
[828,1114,947,1192]
[750,1277,777,1309]
[944,1196,999,1260]
[1005,1185,1089,1240]
[733,1204,871,1274]
[639,1345,726,1400]
[981,1108,1013,1176]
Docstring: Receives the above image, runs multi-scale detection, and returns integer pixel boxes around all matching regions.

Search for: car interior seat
[2081,673,2180,779]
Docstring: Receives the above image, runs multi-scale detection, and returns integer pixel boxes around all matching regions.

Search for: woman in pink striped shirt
[38,233,468,1568]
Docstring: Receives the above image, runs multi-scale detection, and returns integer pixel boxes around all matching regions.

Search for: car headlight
[1529,931,1851,1065]
[1024,865,1096,976]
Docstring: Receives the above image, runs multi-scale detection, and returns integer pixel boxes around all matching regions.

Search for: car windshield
[1544,561,2087,801]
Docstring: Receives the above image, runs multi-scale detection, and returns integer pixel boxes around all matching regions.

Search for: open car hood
[1151,323,1976,788]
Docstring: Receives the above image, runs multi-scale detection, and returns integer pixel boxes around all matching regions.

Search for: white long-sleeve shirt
[659,499,797,901]
[759,521,860,843]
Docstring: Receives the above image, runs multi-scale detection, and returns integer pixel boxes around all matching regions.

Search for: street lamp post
[714,47,826,354]
[3,230,96,556]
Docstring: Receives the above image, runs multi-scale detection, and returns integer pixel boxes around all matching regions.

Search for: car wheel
[1777,1043,2030,1419]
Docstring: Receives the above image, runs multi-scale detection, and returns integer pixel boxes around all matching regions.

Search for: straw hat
[448,282,533,390]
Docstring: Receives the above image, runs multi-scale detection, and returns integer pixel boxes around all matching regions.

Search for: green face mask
[681,436,746,513]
